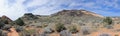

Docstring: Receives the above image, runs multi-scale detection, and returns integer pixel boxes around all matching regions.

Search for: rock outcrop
[22,13,38,20]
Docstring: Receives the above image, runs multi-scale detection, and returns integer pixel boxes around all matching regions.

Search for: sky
[0,0,120,20]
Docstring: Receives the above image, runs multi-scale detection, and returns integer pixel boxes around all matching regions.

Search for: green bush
[15,18,25,26]
[55,23,66,32]
[103,17,113,25]
[69,25,78,33]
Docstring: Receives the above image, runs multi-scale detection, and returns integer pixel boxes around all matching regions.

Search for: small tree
[15,18,25,26]
[103,17,113,25]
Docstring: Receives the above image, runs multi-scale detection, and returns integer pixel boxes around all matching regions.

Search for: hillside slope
[20,9,104,26]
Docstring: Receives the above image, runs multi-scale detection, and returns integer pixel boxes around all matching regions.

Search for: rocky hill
[52,10,104,18]
[20,9,104,26]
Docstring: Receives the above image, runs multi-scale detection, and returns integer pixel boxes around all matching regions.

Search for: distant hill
[52,10,104,18]
[21,13,39,20]
[19,9,105,26]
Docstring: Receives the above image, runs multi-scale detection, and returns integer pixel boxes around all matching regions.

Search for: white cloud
[0,0,26,20]
[25,0,49,7]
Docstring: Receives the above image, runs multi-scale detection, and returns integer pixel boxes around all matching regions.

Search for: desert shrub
[2,25,11,31]
[55,23,66,32]
[36,26,42,28]
[69,25,78,34]
[15,18,25,26]
[20,29,36,36]
[41,24,48,28]
[14,26,24,32]
[60,30,72,36]
[25,29,36,35]
[99,33,110,36]
[44,27,54,34]
[81,26,91,35]
[0,22,5,29]
[103,17,113,25]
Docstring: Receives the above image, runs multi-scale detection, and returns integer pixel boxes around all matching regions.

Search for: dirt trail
[7,27,19,36]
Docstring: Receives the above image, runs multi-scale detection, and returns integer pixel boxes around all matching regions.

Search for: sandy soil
[6,24,120,36]
[7,27,19,36]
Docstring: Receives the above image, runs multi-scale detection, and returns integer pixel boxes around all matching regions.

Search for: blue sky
[0,0,120,20]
